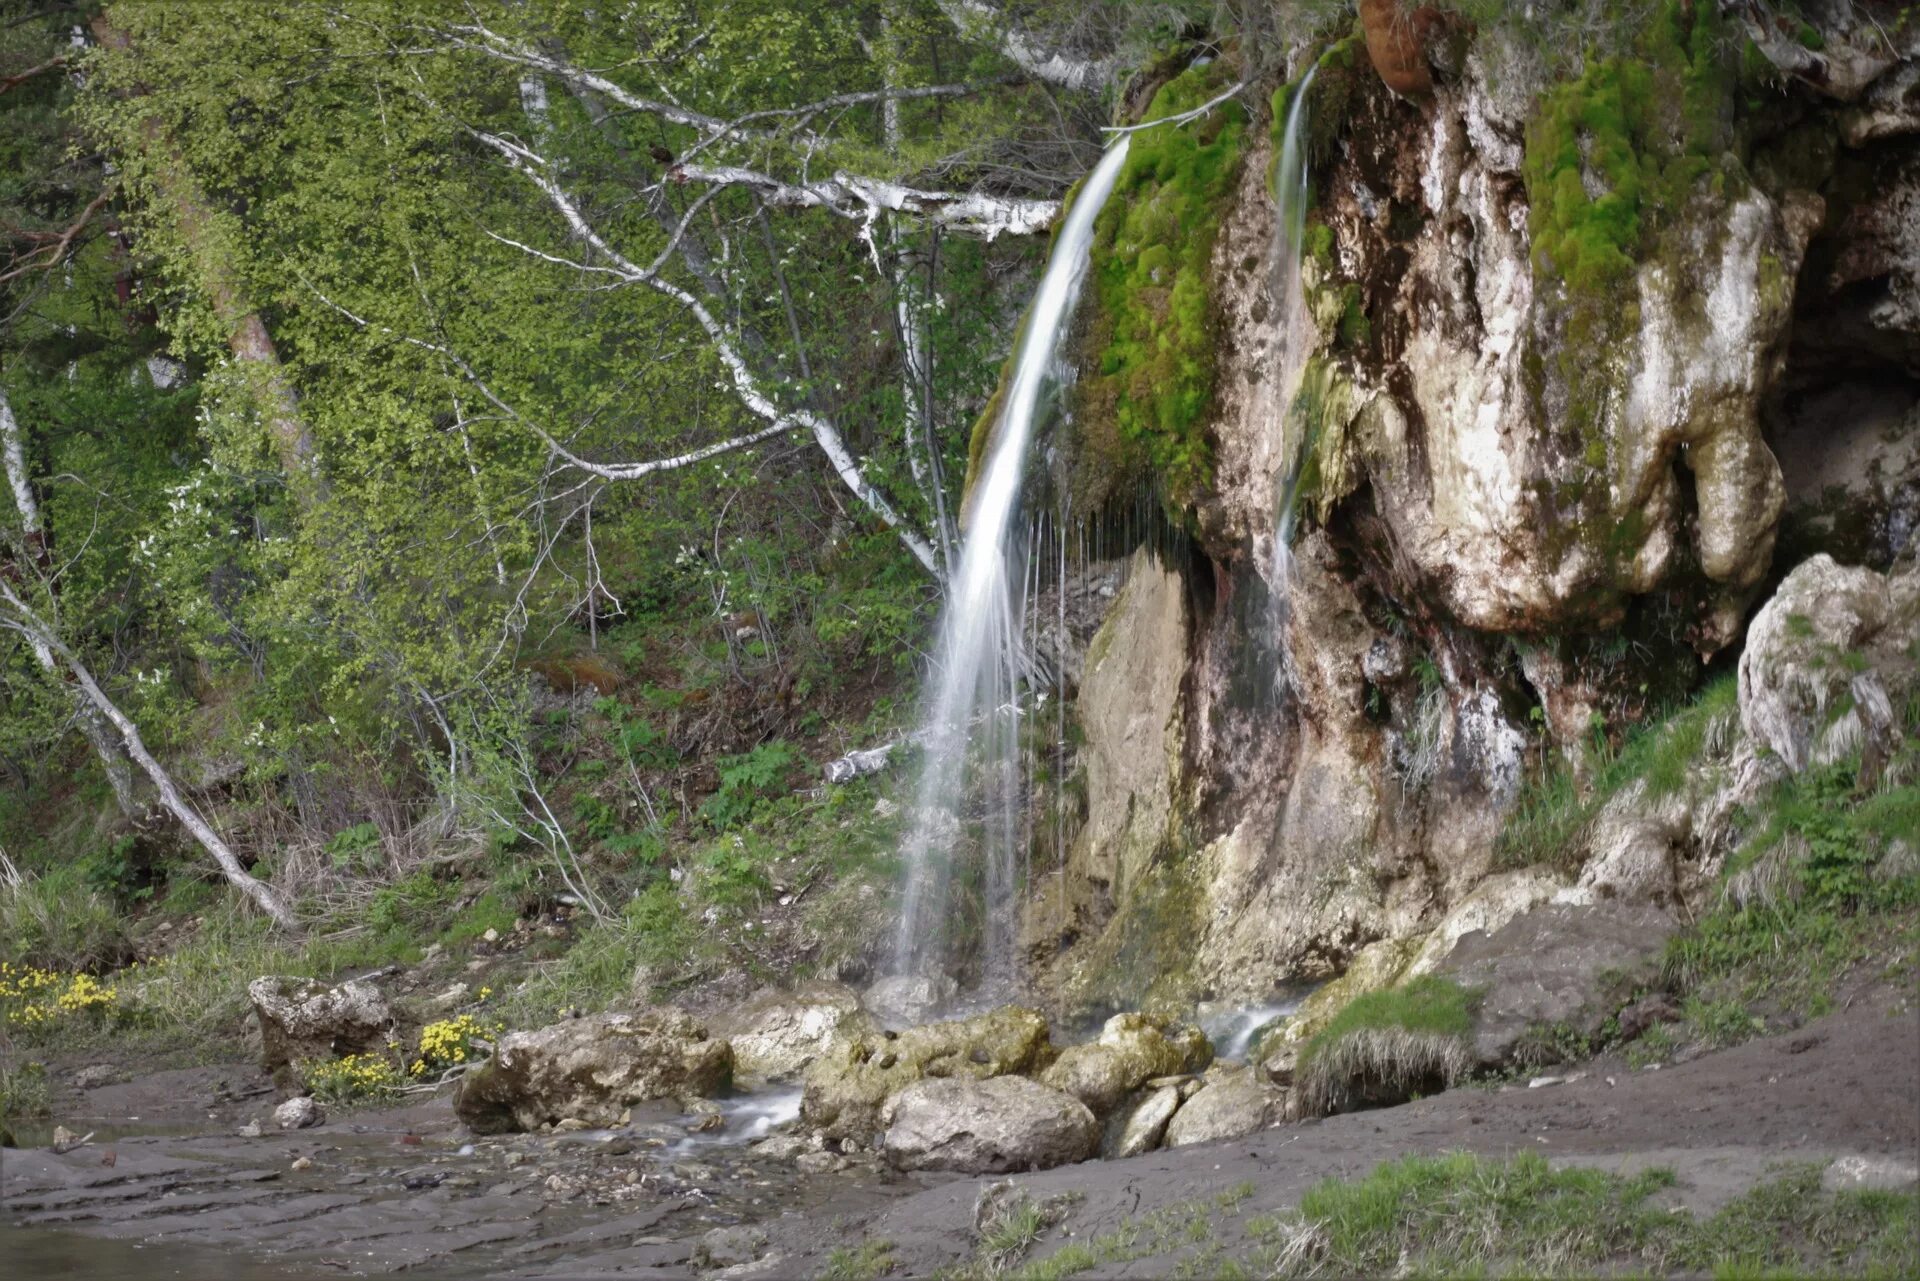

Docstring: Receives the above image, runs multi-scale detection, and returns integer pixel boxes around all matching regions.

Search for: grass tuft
[1295,975,1476,1117]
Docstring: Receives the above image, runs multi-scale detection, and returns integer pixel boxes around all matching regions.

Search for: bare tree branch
[0,578,296,928]
[671,163,1058,239]
[935,0,1123,93]
[465,127,942,576]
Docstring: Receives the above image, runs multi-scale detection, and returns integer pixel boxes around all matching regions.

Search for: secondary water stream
[890,137,1134,996]
[1266,66,1321,644]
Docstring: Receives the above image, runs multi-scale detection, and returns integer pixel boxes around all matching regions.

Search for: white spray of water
[1267,68,1320,637]
[890,138,1134,995]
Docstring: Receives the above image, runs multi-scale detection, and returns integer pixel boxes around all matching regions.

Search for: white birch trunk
[1,387,140,815]
[0,581,296,928]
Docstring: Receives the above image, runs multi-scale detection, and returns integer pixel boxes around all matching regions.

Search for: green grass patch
[1296,975,1477,1116]
[821,1239,896,1281]
[0,1057,51,1118]
[1267,1152,1918,1278]
[1498,674,1739,873]
[1662,750,1920,1042]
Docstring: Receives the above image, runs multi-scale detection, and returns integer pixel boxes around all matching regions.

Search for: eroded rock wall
[1030,7,1920,1015]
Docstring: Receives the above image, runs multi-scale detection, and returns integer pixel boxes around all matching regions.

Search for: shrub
[702,741,800,830]
[0,1058,51,1118]
[302,1052,402,1104]
[410,1012,502,1078]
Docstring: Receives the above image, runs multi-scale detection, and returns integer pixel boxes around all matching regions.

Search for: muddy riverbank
[5,989,1915,1278]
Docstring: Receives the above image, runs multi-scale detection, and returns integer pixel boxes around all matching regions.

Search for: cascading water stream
[889,137,1134,996]
[1267,67,1320,638]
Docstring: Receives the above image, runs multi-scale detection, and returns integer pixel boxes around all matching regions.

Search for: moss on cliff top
[1523,1,1745,298]
[1076,58,1248,513]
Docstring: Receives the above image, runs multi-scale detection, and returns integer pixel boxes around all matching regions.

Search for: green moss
[1522,0,1743,293]
[1077,59,1248,510]
[1518,1,1761,582]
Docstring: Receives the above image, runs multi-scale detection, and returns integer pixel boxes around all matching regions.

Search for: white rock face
[881,1076,1098,1174]
[453,1009,733,1134]
[709,981,866,1083]
[248,976,392,1076]
[1740,555,1920,773]
[1108,1086,1183,1158]
[1163,1066,1288,1148]
[273,1096,324,1130]
[862,974,956,1028]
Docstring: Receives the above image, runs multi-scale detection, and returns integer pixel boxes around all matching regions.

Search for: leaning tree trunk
[1,387,140,816]
[0,581,296,928]
[89,12,319,500]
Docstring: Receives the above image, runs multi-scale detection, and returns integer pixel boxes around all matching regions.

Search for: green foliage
[1080,59,1248,508]
[1661,751,1920,1043]
[301,1052,402,1104]
[821,1240,897,1281]
[703,741,801,830]
[0,1058,51,1119]
[0,865,133,973]
[1521,0,1746,289]
[1498,675,1739,872]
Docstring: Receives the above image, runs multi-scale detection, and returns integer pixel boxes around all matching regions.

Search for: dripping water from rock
[1266,66,1320,660]
[887,138,1134,1002]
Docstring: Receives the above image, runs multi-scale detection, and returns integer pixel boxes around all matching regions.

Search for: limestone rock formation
[800,1005,1054,1143]
[1107,1085,1183,1157]
[862,974,957,1028]
[248,976,392,1077]
[1021,3,1920,1025]
[1740,555,1920,775]
[1162,1065,1289,1147]
[881,1076,1098,1173]
[1038,1012,1212,1116]
[453,1009,732,1134]
[709,981,868,1083]
[272,1096,323,1131]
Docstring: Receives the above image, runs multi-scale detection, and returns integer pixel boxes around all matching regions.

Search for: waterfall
[1267,68,1319,635]
[889,138,1134,998]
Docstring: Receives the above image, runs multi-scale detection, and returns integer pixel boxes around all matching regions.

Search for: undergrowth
[1269,1152,1918,1278]
[1497,673,1739,873]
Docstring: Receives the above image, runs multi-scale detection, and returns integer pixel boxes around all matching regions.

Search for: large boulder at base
[863,974,957,1028]
[708,981,869,1083]
[1740,555,1919,774]
[454,1009,732,1134]
[1438,902,1679,1067]
[881,1076,1097,1173]
[1039,1013,1212,1116]
[1163,1065,1289,1148]
[1107,1085,1183,1158]
[248,976,392,1076]
[801,1005,1053,1143]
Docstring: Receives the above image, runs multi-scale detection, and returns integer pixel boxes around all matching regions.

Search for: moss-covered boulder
[799,1005,1055,1144]
[1038,1012,1213,1116]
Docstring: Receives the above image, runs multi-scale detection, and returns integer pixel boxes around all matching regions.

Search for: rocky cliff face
[1025,2,1920,1015]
